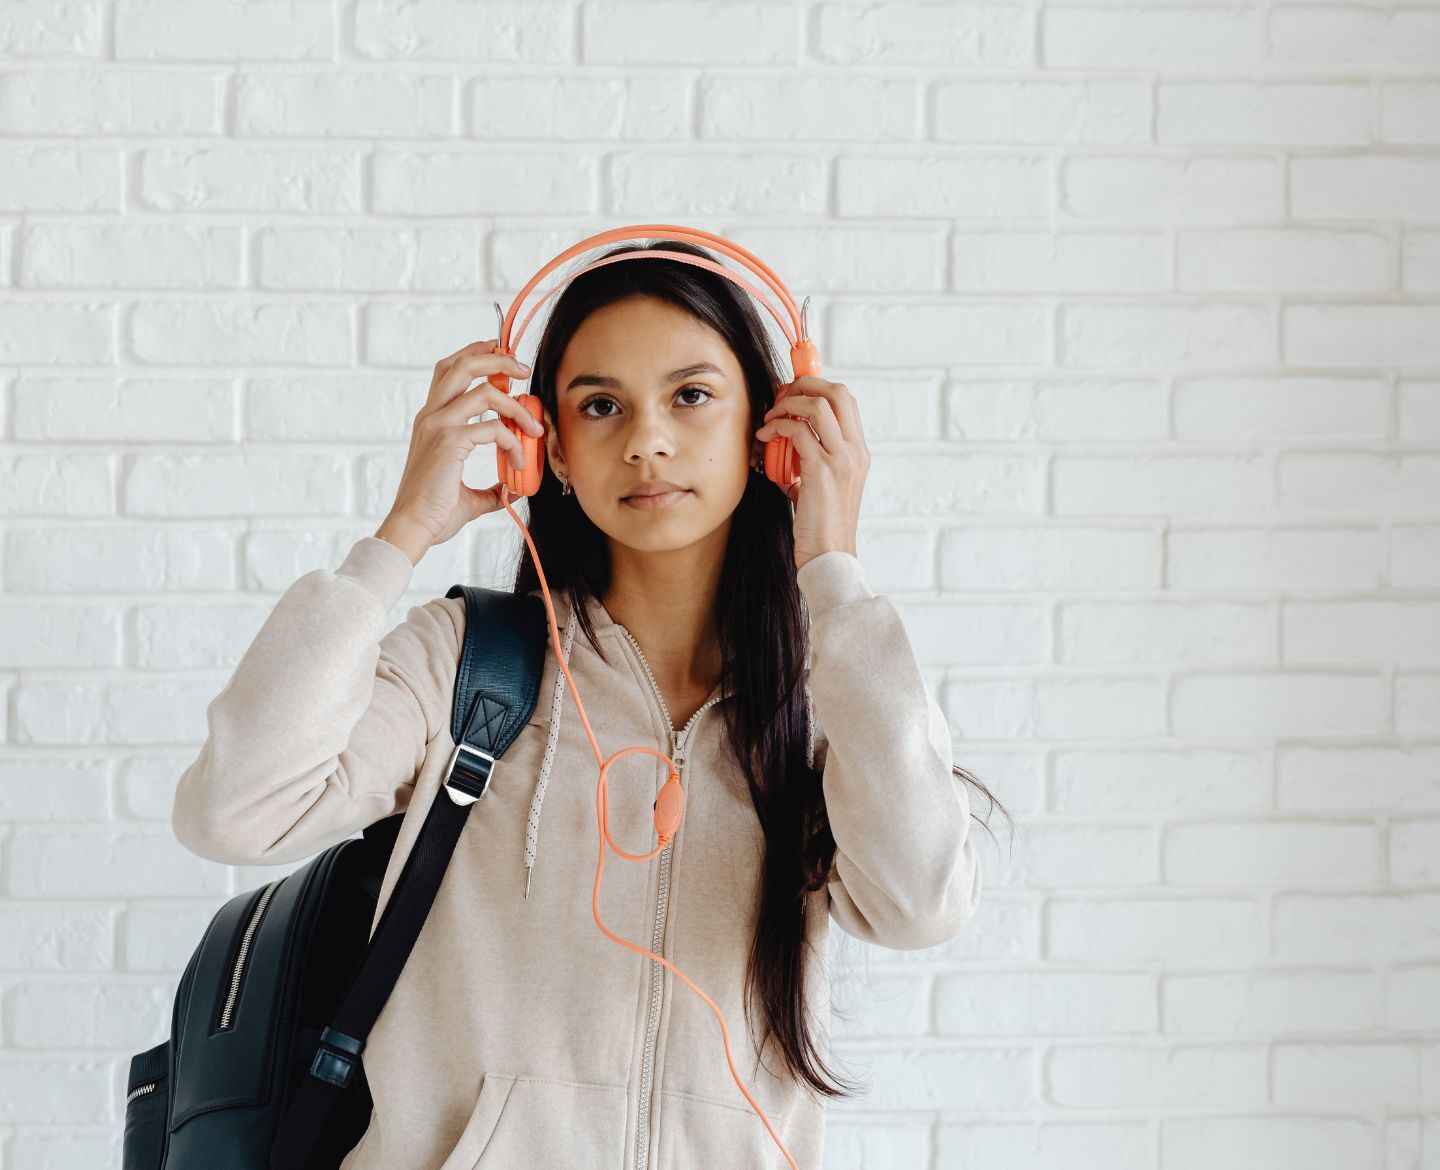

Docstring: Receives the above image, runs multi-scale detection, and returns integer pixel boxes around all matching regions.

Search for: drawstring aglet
[524,865,532,900]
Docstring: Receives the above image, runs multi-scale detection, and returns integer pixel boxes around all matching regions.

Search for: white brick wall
[0,1,1436,1167]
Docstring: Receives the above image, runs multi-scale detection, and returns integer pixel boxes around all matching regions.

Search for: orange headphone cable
[493,484,802,1170]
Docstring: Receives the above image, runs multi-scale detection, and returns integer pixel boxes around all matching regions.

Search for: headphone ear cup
[496,393,545,498]
[764,382,801,489]
[763,434,798,489]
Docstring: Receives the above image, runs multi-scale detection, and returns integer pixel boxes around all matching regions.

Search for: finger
[433,348,532,413]
[762,392,843,452]
[473,481,506,510]
[766,379,857,446]
[456,417,527,467]
[819,381,862,443]
[438,381,544,436]
[462,417,524,461]
[429,338,497,402]
[758,415,824,461]
[423,338,515,406]
[494,420,529,467]
[774,375,832,408]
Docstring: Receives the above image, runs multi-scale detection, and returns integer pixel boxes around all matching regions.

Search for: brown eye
[577,396,619,419]
[578,386,715,419]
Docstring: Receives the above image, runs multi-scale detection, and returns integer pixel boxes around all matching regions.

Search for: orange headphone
[480,224,820,1168]
[488,223,819,497]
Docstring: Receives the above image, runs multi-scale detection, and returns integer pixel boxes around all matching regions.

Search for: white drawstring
[523,596,579,899]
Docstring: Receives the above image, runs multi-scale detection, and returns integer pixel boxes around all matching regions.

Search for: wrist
[375,515,432,567]
[796,543,858,573]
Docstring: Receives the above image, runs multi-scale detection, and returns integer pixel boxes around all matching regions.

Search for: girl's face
[542,295,767,553]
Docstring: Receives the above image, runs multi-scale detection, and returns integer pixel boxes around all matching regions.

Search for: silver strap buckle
[444,742,497,806]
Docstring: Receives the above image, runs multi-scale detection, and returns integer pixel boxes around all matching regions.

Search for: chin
[598,488,744,550]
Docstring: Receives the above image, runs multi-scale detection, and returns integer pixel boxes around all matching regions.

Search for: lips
[622,489,689,511]
[623,481,688,499]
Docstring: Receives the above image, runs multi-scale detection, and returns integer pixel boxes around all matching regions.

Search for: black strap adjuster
[308,1026,364,1088]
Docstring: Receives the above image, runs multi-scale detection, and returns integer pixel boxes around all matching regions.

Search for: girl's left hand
[754,376,871,573]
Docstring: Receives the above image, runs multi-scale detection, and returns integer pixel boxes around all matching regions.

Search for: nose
[622,405,678,464]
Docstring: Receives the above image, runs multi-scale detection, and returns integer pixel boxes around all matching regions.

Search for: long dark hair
[508,237,1015,1104]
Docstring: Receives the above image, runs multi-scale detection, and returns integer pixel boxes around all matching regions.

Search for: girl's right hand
[376,339,543,563]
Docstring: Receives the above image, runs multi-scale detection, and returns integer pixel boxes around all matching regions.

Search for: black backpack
[122,583,550,1169]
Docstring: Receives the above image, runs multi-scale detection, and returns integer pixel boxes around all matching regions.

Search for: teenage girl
[173,238,1011,1169]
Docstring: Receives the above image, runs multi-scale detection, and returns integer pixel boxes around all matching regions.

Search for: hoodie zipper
[615,626,724,1170]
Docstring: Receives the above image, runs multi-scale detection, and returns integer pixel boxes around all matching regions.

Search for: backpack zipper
[614,626,724,1170]
[125,1081,158,1105]
[217,878,283,1031]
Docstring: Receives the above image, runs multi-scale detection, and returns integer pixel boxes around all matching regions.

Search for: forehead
[558,298,740,392]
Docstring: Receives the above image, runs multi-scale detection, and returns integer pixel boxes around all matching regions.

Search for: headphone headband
[486,223,821,395]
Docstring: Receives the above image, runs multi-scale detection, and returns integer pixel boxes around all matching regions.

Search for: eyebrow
[562,362,726,395]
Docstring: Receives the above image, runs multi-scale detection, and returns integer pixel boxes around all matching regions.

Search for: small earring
[561,476,573,496]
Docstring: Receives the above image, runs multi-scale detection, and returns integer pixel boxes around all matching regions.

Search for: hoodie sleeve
[796,550,982,951]
[171,535,461,868]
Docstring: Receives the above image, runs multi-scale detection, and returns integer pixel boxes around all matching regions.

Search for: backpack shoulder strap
[359,584,548,851]
[270,585,550,1169]
[444,584,549,759]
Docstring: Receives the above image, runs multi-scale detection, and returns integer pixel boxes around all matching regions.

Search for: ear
[543,408,566,477]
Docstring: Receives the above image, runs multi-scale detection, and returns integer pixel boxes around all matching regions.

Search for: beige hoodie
[171,533,981,1170]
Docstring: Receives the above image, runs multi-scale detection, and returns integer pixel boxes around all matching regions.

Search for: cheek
[548,415,582,458]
